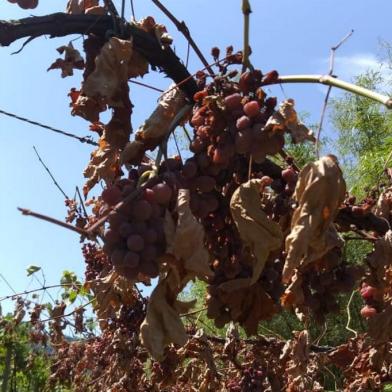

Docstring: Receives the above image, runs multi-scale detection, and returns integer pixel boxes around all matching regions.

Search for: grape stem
[345,290,358,337]
[264,74,392,109]
[17,207,89,237]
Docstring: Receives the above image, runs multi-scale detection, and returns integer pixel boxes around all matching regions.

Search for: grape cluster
[100,168,175,280]
[287,247,363,323]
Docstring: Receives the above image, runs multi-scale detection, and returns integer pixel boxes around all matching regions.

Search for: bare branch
[150,0,214,76]
[316,29,354,158]
[17,207,89,236]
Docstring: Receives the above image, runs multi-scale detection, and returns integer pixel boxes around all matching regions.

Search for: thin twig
[248,154,253,180]
[129,79,164,92]
[345,290,358,338]
[0,108,97,146]
[17,207,88,236]
[242,0,253,73]
[180,306,207,317]
[182,126,192,143]
[33,146,69,199]
[76,186,88,218]
[130,0,136,20]
[0,283,82,302]
[313,321,328,345]
[315,29,354,158]
[172,131,183,163]
[0,273,17,295]
[150,0,214,76]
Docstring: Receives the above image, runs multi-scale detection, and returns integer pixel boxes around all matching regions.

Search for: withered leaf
[90,270,136,322]
[283,156,346,284]
[374,186,392,221]
[121,85,187,165]
[140,272,195,360]
[265,99,315,143]
[164,189,213,279]
[66,0,98,14]
[83,138,121,196]
[230,179,283,285]
[47,42,84,78]
[82,37,147,108]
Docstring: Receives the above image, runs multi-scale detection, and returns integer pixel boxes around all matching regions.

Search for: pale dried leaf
[230,179,283,285]
[165,189,213,278]
[283,156,346,284]
[139,275,192,360]
[265,99,315,143]
[374,186,392,220]
[121,85,187,164]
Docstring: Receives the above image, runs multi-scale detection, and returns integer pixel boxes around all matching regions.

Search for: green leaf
[26,265,41,276]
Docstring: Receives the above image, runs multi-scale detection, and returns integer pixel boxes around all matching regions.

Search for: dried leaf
[83,138,121,196]
[374,186,392,221]
[140,272,195,360]
[90,270,136,322]
[66,0,98,14]
[165,189,213,279]
[82,37,147,108]
[47,42,84,78]
[283,156,346,284]
[265,99,315,143]
[230,179,283,285]
[121,85,187,165]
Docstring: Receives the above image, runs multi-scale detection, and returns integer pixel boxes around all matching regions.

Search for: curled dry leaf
[89,270,137,323]
[283,155,346,284]
[265,98,315,143]
[83,138,121,196]
[230,179,283,285]
[47,42,84,78]
[121,85,188,165]
[164,189,213,279]
[140,272,196,360]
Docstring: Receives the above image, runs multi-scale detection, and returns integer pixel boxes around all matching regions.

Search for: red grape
[236,115,251,130]
[152,183,173,205]
[123,251,140,268]
[224,93,242,111]
[360,285,378,301]
[360,305,377,319]
[243,101,260,118]
[131,200,152,221]
[127,234,145,252]
[102,186,122,206]
[111,249,126,266]
[143,188,156,203]
[145,228,158,244]
[281,167,298,185]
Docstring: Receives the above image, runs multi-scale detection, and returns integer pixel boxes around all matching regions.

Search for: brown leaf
[139,272,195,360]
[121,85,187,165]
[82,37,147,108]
[230,179,283,285]
[374,186,392,221]
[66,0,98,14]
[283,155,346,284]
[90,270,136,322]
[265,99,315,143]
[164,189,213,279]
[47,42,84,78]
[83,138,121,196]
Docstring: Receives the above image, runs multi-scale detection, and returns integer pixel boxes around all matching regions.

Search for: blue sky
[1,0,391,313]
